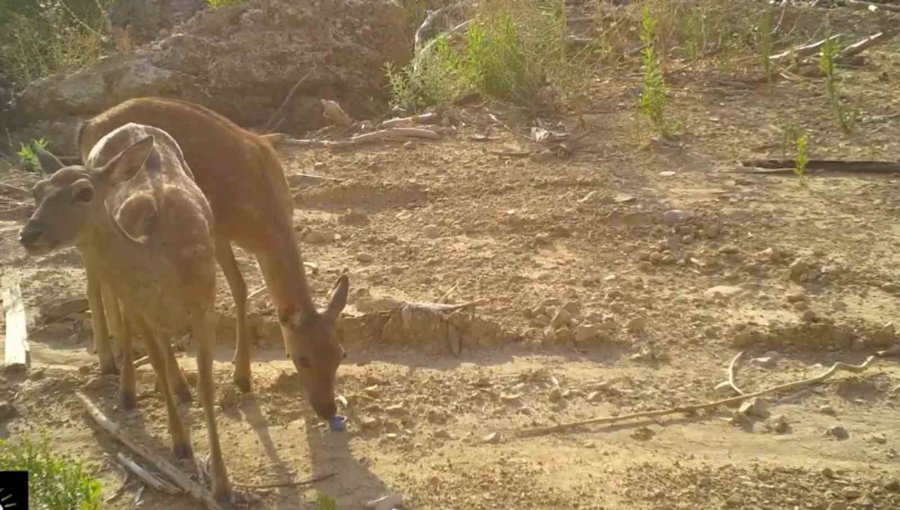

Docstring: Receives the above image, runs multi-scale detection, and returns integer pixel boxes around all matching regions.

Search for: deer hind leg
[216,238,251,393]
[87,268,117,374]
[135,317,192,460]
[192,309,232,502]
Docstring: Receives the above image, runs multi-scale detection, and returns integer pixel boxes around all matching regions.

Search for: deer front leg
[101,283,124,363]
[86,267,117,374]
[118,309,137,410]
[193,309,232,503]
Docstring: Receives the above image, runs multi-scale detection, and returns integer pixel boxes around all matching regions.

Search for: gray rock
[662,209,692,224]
[819,405,837,416]
[765,414,788,434]
[738,397,769,419]
[827,425,849,440]
[356,253,374,263]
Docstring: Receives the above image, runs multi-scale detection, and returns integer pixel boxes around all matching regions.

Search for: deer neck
[257,236,317,318]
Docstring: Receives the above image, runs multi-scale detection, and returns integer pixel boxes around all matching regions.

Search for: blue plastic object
[329,415,347,432]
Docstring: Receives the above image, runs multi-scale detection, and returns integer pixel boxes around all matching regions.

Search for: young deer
[78,97,348,420]
[19,123,232,502]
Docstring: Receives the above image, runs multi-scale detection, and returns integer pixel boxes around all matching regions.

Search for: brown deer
[19,123,232,502]
[77,97,348,420]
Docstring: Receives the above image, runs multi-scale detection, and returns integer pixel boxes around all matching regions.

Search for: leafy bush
[0,434,102,510]
[16,137,47,171]
[0,0,112,89]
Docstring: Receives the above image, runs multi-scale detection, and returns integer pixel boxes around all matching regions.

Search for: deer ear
[101,136,154,185]
[36,148,65,175]
[324,274,349,320]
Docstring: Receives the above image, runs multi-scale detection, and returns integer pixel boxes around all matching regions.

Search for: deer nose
[19,222,44,246]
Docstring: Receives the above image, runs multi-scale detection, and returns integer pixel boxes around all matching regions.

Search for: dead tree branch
[515,356,877,437]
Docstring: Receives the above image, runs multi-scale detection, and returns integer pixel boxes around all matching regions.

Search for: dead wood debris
[736,159,900,175]
[513,356,877,437]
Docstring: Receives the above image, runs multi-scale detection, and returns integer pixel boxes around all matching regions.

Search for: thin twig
[727,351,745,395]
[232,472,336,489]
[514,356,877,437]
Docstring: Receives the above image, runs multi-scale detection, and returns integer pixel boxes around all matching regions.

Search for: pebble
[385,404,408,416]
[77,365,91,375]
[551,308,573,328]
[548,388,563,403]
[840,487,861,499]
[828,501,848,510]
[739,397,769,419]
[718,245,739,255]
[883,479,899,492]
[586,391,601,403]
[0,402,16,421]
[662,209,692,224]
[869,433,887,444]
[304,229,334,244]
[819,405,837,416]
[765,414,789,434]
[363,385,381,398]
[703,285,743,300]
[827,425,849,440]
[725,492,743,507]
[751,356,777,369]
[561,301,581,315]
[613,193,636,203]
[357,253,375,263]
[574,324,599,343]
[821,467,835,478]
[482,432,501,444]
[423,224,441,239]
[359,416,380,429]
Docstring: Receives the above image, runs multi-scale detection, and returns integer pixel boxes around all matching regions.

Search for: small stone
[78,365,91,375]
[821,467,835,478]
[738,397,769,419]
[882,479,899,492]
[357,253,375,263]
[500,393,522,404]
[385,404,408,416]
[765,414,789,434]
[869,433,887,444]
[659,171,677,177]
[433,429,453,440]
[819,405,837,416]
[613,193,635,203]
[574,325,599,343]
[802,309,818,322]
[627,317,647,334]
[827,425,849,440]
[363,385,381,399]
[426,409,448,424]
[786,292,807,303]
[719,245,739,255]
[840,487,861,499]
[359,416,380,429]
[531,315,551,327]
[704,285,743,300]
[548,388,563,403]
[423,224,441,239]
[725,492,743,507]
[305,229,334,244]
[789,258,813,282]
[482,432,501,444]
[83,376,104,390]
[828,501,848,510]
[751,356,777,369]
[662,209,692,224]
[0,402,17,421]
[551,308,573,328]
[553,327,575,345]
[586,391,601,403]
[561,301,581,315]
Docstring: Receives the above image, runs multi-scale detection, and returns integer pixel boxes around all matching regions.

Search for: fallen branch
[77,392,226,510]
[233,472,336,489]
[3,279,29,369]
[117,452,182,495]
[838,31,896,62]
[515,355,877,437]
[738,159,900,174]
[726,351,745,395]
[843,0,900,13]
[264,70,316,132]
[379,112,440,129]
[770,34,844,65]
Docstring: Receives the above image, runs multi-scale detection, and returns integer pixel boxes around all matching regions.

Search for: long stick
[117,452,182,494]
[233,472,336,489]
[515,356,876,437]
[727,351,745,395]
[77,392,226,510]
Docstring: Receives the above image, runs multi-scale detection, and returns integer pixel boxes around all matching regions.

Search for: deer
[75,97,348,421]
[19,123,232,503]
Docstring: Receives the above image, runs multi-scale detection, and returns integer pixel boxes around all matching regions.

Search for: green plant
[637,4,680,138]
[205,0,245,8]
[794,131,809,185]
[0,434,101,510]
[760,5,774,84]
[818,36,853,132]
[17,137,48,171]
[316,493,337,510]
[0,0,114,89]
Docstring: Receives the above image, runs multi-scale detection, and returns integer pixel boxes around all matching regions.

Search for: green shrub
[205,0,245,9]
[0,0,112,89]
[0,434,102,510]
[16,137,47,171]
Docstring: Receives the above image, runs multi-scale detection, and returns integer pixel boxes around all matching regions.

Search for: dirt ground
[2,23,900,510]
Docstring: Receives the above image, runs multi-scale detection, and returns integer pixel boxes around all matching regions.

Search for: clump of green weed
[818,36,854,132]
[0,434,101,510]
[387,0,587,112]
[637,4,680,138]
[783,126,809,185]
[316,493,337,510]
[205,0,246,8]
[17,137,48,171]
[0,0,113,89]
